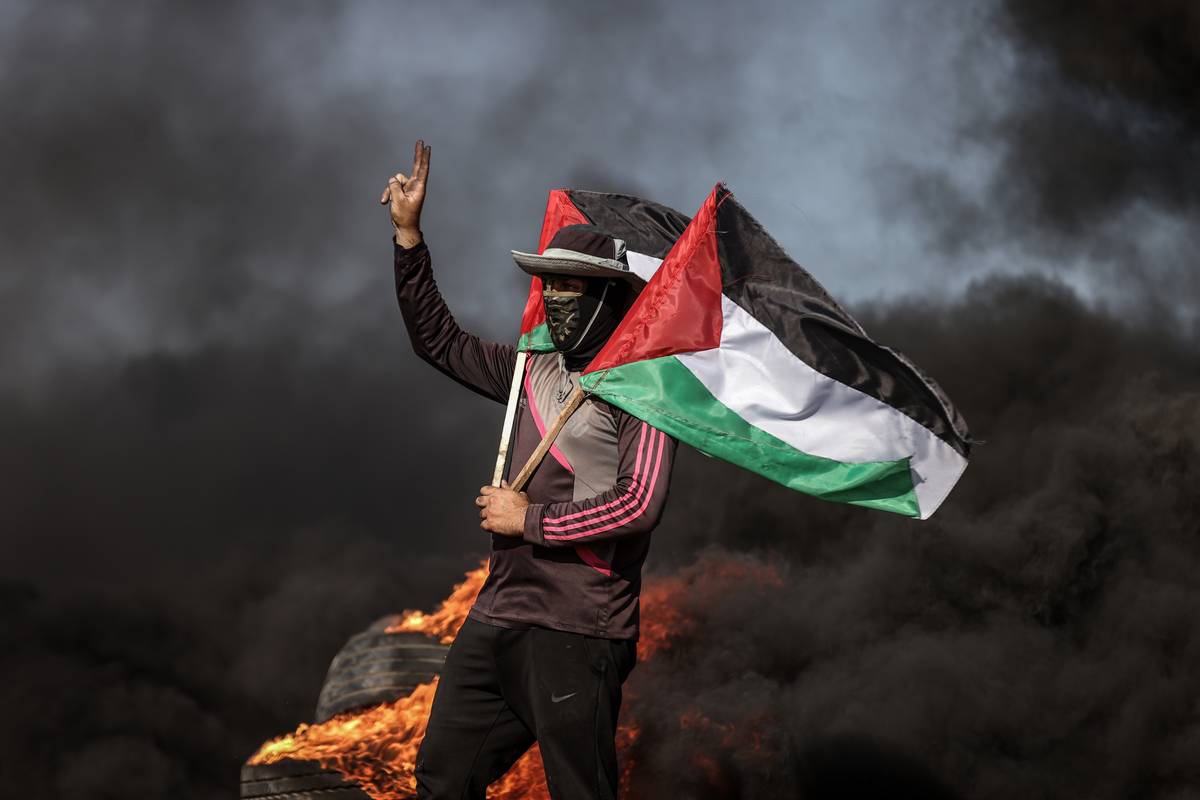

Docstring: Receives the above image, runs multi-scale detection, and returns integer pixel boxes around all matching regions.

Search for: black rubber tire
[314,615,449,723]
[240,759,373,799]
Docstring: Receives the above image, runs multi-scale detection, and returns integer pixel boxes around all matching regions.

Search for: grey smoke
[883,0,1200,316]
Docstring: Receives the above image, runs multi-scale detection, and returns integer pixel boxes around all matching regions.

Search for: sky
[2,1,1199,798]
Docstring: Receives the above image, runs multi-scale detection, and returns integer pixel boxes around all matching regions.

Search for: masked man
[382,141,677,799]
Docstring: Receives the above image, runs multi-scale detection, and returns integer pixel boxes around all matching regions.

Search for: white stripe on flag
[626,252,662,282]
[676,296,968,518]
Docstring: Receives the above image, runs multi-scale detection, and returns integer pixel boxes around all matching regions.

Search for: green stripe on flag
[517,323,556,352]
[580,355,920,516]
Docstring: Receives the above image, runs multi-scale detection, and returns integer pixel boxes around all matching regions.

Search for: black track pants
[414,617,637,800]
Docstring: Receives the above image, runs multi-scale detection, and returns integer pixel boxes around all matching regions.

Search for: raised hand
[381,139,430,247]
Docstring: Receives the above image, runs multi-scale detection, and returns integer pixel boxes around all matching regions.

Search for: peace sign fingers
[383,139,430,232]
[411,139,431,185]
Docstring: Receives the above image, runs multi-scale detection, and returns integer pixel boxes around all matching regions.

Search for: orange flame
[384,561,490,644]
[249,562,554,799]
[248,679,554,799]
[248,556,783,798]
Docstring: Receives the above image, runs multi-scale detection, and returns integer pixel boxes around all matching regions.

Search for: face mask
[543,287,586,351]
[542,278,631,368]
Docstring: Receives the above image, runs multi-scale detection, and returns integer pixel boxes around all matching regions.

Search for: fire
[248,555,783,798]
[637,558,783,659]
[249,561,553,799]
[385,561,490,643]
[249,679,554,799]
[250,681,440,796]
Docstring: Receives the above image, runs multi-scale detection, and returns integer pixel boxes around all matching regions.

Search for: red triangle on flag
[519,190,591,337]
[584,184,727,374]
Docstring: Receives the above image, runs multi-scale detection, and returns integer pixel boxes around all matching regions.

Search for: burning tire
[314,615,449,723]
[240,759,372,799]
[242,615,452,799]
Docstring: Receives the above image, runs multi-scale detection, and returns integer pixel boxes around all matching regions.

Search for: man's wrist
[521,503,546,545]
[394,226,423,249]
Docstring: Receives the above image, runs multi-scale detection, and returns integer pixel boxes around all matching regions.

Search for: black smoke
[996,0,1200,229]
[3,1,1199,798]
[6,273,1197,798]
[889,0,1200,312]
[626,274,1200,798]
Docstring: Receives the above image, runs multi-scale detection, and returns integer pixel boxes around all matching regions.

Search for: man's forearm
[521,423,677,547]
[394,225,423,249]
[392,239,518,403]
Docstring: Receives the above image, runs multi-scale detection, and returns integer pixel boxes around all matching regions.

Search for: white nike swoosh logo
[551,692,578,703]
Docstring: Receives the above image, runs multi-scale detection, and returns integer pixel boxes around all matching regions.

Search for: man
[382,140,677,799]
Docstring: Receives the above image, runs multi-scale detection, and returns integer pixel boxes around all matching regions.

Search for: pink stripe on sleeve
[543,430,666,540]
[543,429,659,532]
[543,422,649,525]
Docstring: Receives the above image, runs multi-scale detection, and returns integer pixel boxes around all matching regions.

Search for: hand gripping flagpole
[491,351,529,488]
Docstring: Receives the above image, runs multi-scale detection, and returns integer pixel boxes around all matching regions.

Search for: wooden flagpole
[491,351,529,487]
[509,386,586,492]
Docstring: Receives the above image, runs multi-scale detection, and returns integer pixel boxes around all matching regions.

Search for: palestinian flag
[579,184,972,519]
[518,189,690,351]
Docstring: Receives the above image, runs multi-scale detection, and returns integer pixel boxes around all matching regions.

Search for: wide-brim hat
[511,223,646,287]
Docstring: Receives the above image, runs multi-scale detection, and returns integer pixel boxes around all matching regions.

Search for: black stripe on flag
[714,188,973,459]
[566,190,691,260]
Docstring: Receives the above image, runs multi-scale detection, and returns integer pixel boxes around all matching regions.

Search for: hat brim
[511,247,646,287]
